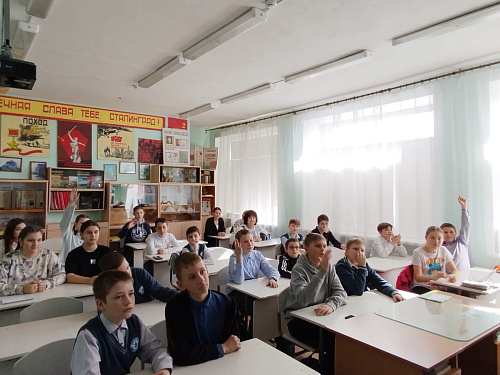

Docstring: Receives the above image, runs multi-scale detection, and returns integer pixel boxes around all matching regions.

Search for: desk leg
[153,262,171,288]
[134,249,144,269]
[219,238,230,249]
[319,327,324,375]
[209,274,218,291]
[252,298,279,342]
[457,332,498,375]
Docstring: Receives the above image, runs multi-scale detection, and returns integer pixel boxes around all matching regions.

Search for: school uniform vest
[78,314,141,375]
[183,243,206,258]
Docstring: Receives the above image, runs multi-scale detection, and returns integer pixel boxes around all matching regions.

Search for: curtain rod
[206,59,500,132]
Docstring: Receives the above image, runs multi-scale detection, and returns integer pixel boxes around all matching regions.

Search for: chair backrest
[217,265,229,293]
[274,243,282,259]
[20,297,83,323]
[41,237,63,254]
[149,320,167,346]
[13,338,75,375]
[169,252,179,289]
[277,287,290,336]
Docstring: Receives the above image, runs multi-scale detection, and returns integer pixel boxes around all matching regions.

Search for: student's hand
[267,278,278,288]
[319,249,331,272]
[432,271,447,280]
[218,232,226,236]
[233,240,243,261]
[222,335,241,354]
[37,280,47,292]
[154,369,172,375]
[356,250,366,267]
[391,234,401,246]
[158,248,165,254]
[340,244,346,250]
[127,219,138,229]
[448,274,457,283]
[314,304,333,316]
[253,236,261,242]
[458,196,467,210]
[23,281,39,294]
[89,275,98,285]
[393,293,404,302]
[69,188,79,204]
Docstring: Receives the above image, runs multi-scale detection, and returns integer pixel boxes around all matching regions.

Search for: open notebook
[0,294,35,305]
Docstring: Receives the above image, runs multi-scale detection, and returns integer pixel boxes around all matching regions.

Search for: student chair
[217,265,229,293]
[13,338,74,375]
[20,297,83,323]
[169,252,179,290]
[274,243,282,259]
[141,320,167,370]
[277,288,318,358]
[40,237,63,254]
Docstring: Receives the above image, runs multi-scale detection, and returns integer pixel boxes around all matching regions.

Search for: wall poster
[138,138,163,164]
[1,114,50,157]
[57,120,92,168]
[162,117,189,165]
[97,125,135,161]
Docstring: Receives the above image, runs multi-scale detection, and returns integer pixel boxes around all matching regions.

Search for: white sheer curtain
[215,63,500,267]
[216,121,278,231]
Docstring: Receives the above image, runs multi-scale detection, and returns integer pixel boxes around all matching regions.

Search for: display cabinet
[103,183,159,228]
[0,179,48,231]
[152,164,202,240]
[47,167,105,212]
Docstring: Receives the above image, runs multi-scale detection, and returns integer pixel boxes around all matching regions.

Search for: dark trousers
[288,318,335,375]
[229,290,254,337]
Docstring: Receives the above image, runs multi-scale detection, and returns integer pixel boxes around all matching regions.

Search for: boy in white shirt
[145,218,180,255]
[369,222,407,258]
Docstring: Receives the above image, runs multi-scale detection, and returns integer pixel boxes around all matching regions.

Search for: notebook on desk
[461,280,490,290]
[0,294,35,305]
[418,292,451,303]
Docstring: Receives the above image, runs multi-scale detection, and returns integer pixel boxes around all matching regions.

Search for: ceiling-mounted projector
[0,56,36,90]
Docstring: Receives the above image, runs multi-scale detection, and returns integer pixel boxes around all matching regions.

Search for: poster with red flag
[162,117,189,165]
[57,121,92,168]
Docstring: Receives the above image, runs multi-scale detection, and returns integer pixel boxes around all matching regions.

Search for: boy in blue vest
[70,270,173,375]
[181,226,215,264]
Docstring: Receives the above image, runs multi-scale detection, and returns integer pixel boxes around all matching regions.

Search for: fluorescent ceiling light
[284,50,372,84]
[138,56,191,88]
[26,0,55,19]
[12,21,39,60]
[392,3,500,47]
[220,82,277,104]
[183,7,267,60]
[179,101,220,118]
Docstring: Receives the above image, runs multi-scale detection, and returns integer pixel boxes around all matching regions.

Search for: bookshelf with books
[0,179,48,232]
[48,167,105,212]
[151,164,201,240]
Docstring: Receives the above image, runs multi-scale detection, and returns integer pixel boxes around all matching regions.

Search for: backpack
[396,265,414,291]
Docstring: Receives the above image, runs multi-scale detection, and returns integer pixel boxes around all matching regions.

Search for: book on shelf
[60,176,69,188]
[68,176,78,188]
[92,196,102,209]
[91,175,103,188]
[79,194,93,209]
[12,190,23,209]
[78,176,89,188]
[0,189,12,209]
[50,174,61,188]
[35,190,45,209]
[50,191,69,210]
[203,147,218,169]
[21,190,36,209]
[202,199,211,216]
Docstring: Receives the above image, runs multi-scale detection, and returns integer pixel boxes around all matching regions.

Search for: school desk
[0,283,94,327]
[365,255,412,286]
[227,277,290,341]
[0,299,166,363]
[289,290,417,371]
[430,267,500,297]
[253,238,281,259]
[132,338,319,375]
[331,292,500,375]
[207,233,231,248]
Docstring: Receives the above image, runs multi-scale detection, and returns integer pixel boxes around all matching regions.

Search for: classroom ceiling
[6,0,500,128]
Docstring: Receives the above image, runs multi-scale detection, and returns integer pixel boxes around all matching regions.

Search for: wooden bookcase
[0,179,48,232]
[47,167,105,212]
[201,170,216,238]
[151,164,202,239]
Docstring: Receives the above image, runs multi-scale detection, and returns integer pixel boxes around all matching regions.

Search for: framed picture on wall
[104,164,117,181]
[119,161,136,174]
[139,164,150,180]
[0,156,22,172]
[30,161,47,180]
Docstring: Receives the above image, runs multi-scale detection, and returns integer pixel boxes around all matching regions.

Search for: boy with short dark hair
[441,196,471,270]
[311,214,346,250]
[280,218,304,255]
[369,222,407,258]
[99,252,177,304]
[165,252,242,365]
[336,238,403,302]
[278,238,301,278]
[146,218,180,255]
[70,270,172,375]
[180,226,214,265]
